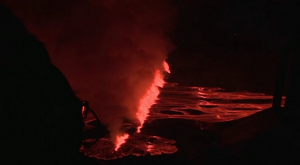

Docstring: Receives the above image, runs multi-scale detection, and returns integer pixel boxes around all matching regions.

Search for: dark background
[167,0,287,95]
[3,0,290,95]
[2,1,298,164]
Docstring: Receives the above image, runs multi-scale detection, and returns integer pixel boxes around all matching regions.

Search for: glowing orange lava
[115,134,129,151]
[114,61,170,150]
[163,61,171,73]
[136,61,170,132]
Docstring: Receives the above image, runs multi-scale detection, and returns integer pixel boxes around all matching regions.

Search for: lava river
[80,81,284,160]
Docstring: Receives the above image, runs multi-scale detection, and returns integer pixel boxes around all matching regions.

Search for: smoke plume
[4,0,174,141]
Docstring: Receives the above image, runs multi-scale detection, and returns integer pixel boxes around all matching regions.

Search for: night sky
[167,0,297,95]
[3,0,298,95]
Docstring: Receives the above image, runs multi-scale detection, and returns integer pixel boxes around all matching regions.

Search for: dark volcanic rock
[181,109,206,115]
[159,110,184,115]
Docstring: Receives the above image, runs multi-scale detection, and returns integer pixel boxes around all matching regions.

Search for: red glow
[81,106,86,115]
[115,134,129,151]
[114,61,169,150]
[136,61,168,132]
[163,61,171,73]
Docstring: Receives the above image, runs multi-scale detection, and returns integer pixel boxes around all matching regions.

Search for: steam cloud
[4,0,174,140]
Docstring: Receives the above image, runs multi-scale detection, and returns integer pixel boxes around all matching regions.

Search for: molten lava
[136,70,164,132]
[136,62,169,132]
[115,134,129,151]
[114,61,170,150]
[163,61,171,74]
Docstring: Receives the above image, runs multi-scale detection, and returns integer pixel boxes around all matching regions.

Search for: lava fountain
[115,61,170,150]
[136,69,166,132]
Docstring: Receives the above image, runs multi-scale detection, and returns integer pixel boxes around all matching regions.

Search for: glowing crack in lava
[114,61,170,150]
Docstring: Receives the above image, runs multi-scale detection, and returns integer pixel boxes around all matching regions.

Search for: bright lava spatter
[163,61,171,74]
[114,61,170,151]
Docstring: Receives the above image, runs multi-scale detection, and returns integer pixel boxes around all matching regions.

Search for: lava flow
[115,134,129,151]
[114,61,170,150]
[136,64,168,132]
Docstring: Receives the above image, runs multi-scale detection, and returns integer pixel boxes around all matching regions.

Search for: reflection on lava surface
[81,83,285,160]
[148,83,285,122]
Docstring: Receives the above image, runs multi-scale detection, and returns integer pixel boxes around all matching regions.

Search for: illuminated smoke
[4,0,175,147]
